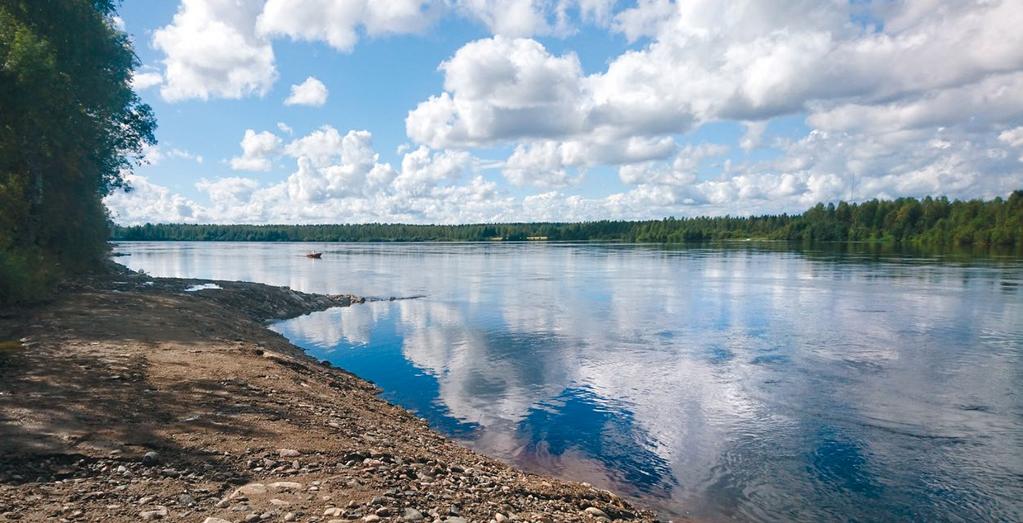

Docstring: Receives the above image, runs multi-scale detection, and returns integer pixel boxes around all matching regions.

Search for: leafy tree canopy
[1,0,156,305]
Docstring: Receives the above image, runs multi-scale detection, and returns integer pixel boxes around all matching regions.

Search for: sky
[104,0,1023,225]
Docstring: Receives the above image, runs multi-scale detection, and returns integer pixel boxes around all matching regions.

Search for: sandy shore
[0,267,660,523]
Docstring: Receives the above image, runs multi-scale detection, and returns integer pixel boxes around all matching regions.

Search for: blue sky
[105,1,1023,225]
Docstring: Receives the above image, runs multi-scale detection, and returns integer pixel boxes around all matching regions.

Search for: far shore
[0,265,661,523]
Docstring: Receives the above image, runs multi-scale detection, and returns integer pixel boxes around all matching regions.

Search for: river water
[115,241,1023,521]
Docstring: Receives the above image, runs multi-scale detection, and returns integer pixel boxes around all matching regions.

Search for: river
[115,241,1023,521]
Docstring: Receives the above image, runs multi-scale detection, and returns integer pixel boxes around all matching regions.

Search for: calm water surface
[115,241,1023,522]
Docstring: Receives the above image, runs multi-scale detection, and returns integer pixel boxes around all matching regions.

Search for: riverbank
[0,267,659,522]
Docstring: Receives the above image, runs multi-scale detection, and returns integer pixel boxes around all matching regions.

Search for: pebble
[403,508,425,521]
[202,518,232,523]
[278,449,301,458]
[141,451,160,466]
[139,506,168,520]
[584,507,608,518]
[323,507,343,517]
[283,513,296,522]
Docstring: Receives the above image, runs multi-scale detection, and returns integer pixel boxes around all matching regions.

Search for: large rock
[230,483,267,498]
[268,481,303,492]
[139,506,168,520]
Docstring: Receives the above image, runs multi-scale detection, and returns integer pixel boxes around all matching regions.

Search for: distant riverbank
[0,265,657,522]
[109,193,1022,248]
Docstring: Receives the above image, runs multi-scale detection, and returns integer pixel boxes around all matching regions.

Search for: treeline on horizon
[113,192,1023,247]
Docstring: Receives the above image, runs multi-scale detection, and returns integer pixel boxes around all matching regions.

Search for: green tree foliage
[0,0,155,305]
[111,193,1022,248]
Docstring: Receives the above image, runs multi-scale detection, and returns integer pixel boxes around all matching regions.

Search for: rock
[323,507,343,517]
[363,516,381,522]
[244,513,260,523]
[278,449,301,458]
[270,498,291,507]
[231,483,267,498]
[283,512,296,522]
[374,507,392,517]
[446,518,467,523]
[141,451,160,466]
[584,507,608,518]
[137,496,154,506]
[268,481,303,492]
[178,494,195,506]
[495,513,509,522]
[203,518,232,523]
[139,506,168,520]
[402,508,424,521]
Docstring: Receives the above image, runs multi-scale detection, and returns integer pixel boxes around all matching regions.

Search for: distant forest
[112,193,1023,247]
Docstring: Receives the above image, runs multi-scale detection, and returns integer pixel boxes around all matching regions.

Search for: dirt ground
[0,269,661,523]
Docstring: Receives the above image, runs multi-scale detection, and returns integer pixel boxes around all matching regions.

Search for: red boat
[305,252,323,259]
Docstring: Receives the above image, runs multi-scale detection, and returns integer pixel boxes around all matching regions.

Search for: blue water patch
[517,385,677,496]
[274,304,481,438]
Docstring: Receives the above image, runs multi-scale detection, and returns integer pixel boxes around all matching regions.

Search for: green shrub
[0,248,59,306]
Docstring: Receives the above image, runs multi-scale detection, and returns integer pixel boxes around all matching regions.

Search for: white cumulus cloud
[230,129,282,172]
[407,36,587,149]
[153,0,277,102]
[999,127,1023,149]
[257,0,440,52]
[131,71,163,91]
[284,76,329,106]
[410,1,1023,147]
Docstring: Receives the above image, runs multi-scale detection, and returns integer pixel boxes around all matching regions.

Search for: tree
[0,0,155,305]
